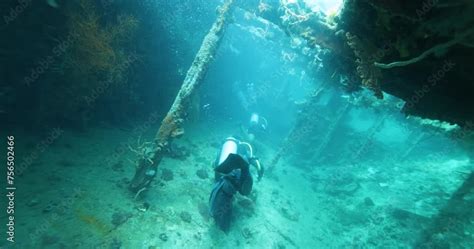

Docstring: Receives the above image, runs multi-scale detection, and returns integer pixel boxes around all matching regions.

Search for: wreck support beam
[269,83,327,172]
[129,0,235,193]
[311,103,350,164]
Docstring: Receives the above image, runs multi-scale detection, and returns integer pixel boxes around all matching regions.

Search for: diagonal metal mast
[129,0,235,193]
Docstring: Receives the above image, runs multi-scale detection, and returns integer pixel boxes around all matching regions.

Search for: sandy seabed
[5,120,473,249]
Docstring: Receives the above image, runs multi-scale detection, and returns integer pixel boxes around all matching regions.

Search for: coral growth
[64,0,139,77]
[156,113,184,145]
[346,32,384,99]
[49,0,140,123]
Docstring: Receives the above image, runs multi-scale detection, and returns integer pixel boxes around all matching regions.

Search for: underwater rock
[280,207,300,222]
[325,173,361,196]
[116,177,130,189]
[136,202,150,212]
[178,170,188,179]
[42,202,57,213]
[179,211,192,223]
[364,197,375,206]
[26,198,40,207]
[167,144,190,160]
[369,213,385,225]
[193,232,202,241]
[237,198,255,216]
[109,238,122,249]
[391,208,411,220]
[337,207,370,226]
[41,234,59,246]
[196,169,209,179]
[161,168,174,181]
[237,198,254,209]
[159,233,168,242]
[111,161,124,172]
[340,182,360,194]
[241,227,253,239]
[111,211,133,227]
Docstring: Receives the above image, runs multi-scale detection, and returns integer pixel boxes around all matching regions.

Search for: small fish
[229,44,240,55]
[202,104,212,118]
[46,0,59,8]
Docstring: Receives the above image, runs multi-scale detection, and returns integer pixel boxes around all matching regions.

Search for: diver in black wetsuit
[209,137,264,232]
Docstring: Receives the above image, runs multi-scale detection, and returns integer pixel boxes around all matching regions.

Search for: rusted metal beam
[129,0,235,193]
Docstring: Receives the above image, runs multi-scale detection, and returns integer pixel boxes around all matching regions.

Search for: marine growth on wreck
[0,0,473,248]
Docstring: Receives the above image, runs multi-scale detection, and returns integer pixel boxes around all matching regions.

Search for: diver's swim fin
[209,177,236,232]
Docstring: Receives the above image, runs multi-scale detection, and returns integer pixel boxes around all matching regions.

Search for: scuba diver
[209,136,264,232]
[244,113,268,142]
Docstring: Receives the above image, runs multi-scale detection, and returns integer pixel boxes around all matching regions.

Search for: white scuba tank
[250,113,259,126]
[218,137,239,165]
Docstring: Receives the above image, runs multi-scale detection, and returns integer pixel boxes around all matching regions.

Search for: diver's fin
[209,178,235,232]
[209,180,225,215]
[239,174,253,196]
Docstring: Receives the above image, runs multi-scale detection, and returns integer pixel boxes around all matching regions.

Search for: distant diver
[244,113,268,142]
[209,137,264,232]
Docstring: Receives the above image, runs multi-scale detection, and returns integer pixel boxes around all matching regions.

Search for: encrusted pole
[129,0,235,193]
